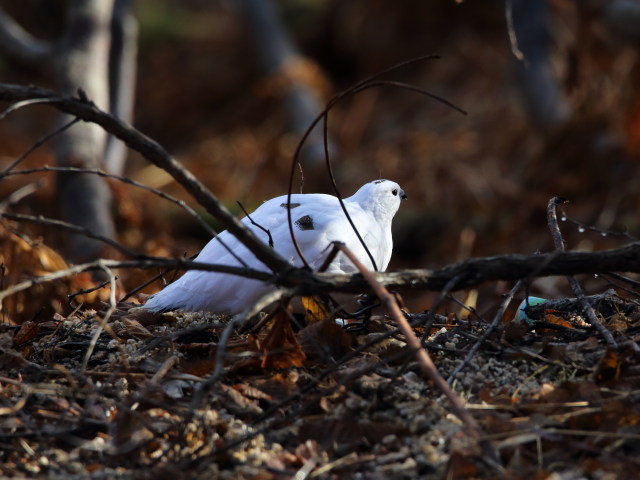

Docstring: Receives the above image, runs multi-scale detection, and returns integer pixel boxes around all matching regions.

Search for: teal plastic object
[514,296,547,325]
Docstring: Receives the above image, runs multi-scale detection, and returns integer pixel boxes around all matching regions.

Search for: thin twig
[286,55,466,271]
[333,241,502,470]
[0,83,291,274]
[237,200,274,248]
[2,212,145,258]
[0,98,59,121]
[81,264,130,372]
[559,209,637,242]
[603,272,640,288]
[0,118,80,176]
[188,313,244,411]
[67,277,114,305]
[547,197,617,348]
[447,280,524,383]
[419,273,467,341]
[190,286,295,410]
[5,165,249,268]
[118,256,194,303]
[7,165,215,236]
[0,181,44,213]
[505,0,526,61]
[0,258,273,303]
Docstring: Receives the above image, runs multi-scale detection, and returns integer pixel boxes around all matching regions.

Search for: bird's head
[350,179,407,219]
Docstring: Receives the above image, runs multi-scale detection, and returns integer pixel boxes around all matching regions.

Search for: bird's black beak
[400,190,408,200]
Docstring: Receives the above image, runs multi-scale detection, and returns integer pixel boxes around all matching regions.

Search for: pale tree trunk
[54,0,115,262]
[105,0,137,176]
[0,0,137,263]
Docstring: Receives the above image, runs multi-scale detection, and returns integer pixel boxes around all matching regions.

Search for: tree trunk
[53,0,116,263]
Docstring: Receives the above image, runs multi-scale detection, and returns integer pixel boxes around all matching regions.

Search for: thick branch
[2,243,640,305]
[0,83,291,273]
[298,243,640,293]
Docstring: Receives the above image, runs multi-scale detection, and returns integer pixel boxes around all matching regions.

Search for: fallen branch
[523,288,628,318]
[3,244,640,304]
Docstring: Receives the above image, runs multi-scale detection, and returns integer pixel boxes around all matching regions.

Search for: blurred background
[1,0,639,320]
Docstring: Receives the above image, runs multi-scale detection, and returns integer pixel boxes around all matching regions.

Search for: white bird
[143,179,407,314]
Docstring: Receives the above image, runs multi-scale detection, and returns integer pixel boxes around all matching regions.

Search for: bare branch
[286,55,465,271]
[0,8,53,64]
[5,165,250,269]
[1,212,144,258]
[6,165,217,238]
[0,118,80,176]
[547,197,618,348]
[237,200,274,248]
[81,264,129,372]
[0,82,291,273]
[3,235,640,307]
[304,243,640,294]
[333,242,502,470]
[447,280,524,383]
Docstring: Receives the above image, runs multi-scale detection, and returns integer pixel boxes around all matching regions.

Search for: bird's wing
[266,199,387,273]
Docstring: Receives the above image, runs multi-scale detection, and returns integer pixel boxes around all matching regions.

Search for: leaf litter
[1,278,640,479]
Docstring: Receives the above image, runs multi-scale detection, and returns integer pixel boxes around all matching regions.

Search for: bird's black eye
[392,189,398,196]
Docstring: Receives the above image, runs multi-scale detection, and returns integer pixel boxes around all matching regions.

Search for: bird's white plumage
[143,179,406,314]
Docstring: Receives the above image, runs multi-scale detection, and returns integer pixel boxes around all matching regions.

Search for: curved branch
[1,212,144,258]
[0,9,53,65]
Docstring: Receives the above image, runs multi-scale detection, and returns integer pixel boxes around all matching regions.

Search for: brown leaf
[220,383,262,415]
[607,312,630,331]
[12,321,40,346]
[297,319,352,362]
[115,318,153,339]
[301,295,332,323]
[595,349,621,383]
[542,313,574,330]
[261,310,306,369]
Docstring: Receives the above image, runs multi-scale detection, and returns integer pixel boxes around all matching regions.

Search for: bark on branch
[1,236,640,304]
[0,82,291,274]
[296,242,640,293]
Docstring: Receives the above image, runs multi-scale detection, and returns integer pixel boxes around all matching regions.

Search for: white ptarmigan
[143,179,407,314]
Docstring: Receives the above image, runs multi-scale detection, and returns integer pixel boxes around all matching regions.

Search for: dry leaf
[301,295,332,323]
[260,310,306,369]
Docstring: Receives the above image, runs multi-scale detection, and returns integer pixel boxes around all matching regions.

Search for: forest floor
[1,288,640,479]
